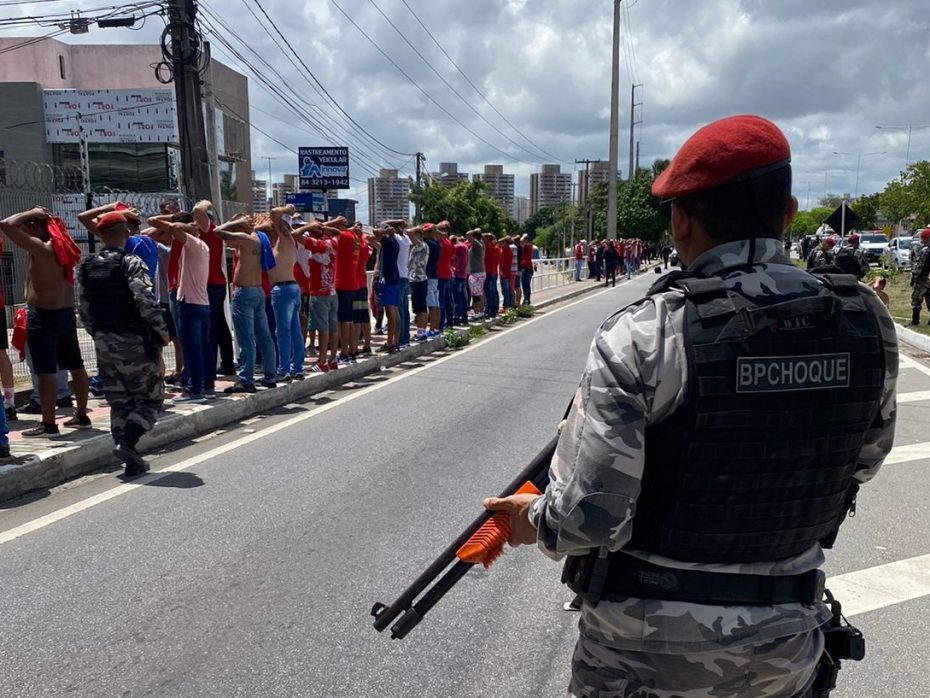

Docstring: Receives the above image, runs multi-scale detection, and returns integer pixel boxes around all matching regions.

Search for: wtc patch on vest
[736,354,851,393]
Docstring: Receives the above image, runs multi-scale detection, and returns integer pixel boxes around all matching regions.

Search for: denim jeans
[521,268,533,304]
[501,277,513,309]
[452,278,468,323]
[483,274,500,317]
[169,289,189,387]
[574,259,583,281]
[271,282,304,375]
[178,301,213,395]
[438,278,453,329]
[398,278,411,345]
[208,284,235,371]
[232,286,277,385]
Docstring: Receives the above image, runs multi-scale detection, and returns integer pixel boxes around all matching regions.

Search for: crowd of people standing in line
[573,238,661,286]
[0,201,565,459]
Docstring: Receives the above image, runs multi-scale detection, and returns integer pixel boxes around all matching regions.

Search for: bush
[499,307,519,325]
[515,304,536,318]
[468,324,487,339]
[442,326,469,349]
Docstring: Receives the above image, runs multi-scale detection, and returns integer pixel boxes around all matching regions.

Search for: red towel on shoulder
[11,307,26,362]
[47,216,82,285]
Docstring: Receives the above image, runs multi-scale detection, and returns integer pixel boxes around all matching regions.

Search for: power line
[397,0,563,164]
[329,0,535,167]
[366,0,549,164]
[246,0,414,158]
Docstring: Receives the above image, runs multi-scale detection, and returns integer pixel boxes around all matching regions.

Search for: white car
[856,232,890,265]
[882,236,913,269]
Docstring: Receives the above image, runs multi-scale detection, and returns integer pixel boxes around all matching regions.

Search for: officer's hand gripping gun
[370,436,558,639]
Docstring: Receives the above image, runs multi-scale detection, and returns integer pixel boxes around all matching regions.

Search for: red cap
[824,236,836,248]
[652,114,791,199]
[920,228,930,242]
[848,233,859,243]
[96,211,127,231]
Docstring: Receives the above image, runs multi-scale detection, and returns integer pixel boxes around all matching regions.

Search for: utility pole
[414,152,424,224]
[167,0,212,203]
[262,156,276,210]
[76,113,95,253]
[202,42,223,212]
[607,0,621,240]
[575,158,601,241]
[627,83,643,181]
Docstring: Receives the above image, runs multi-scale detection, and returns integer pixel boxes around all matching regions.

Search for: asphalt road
[1,270,929,697]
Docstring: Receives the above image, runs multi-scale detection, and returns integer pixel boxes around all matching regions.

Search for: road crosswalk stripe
[899,353,930,377]
[884,442,930,465]
[897,390,930,404]
[830,553,930,618]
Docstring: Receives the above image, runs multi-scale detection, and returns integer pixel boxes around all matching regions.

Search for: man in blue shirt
[423,224,442,336]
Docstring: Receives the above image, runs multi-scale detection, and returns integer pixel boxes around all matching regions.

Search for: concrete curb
[0,279,609,502]
[895,323,930,354]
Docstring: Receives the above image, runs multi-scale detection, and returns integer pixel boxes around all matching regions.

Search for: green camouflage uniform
[77,250,167,444]
[834,245,869,278]
[805,247,834,270]
[909,244,930,312]
[528,239,898,698]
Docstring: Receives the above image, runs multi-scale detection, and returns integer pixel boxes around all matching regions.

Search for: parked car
[855,232,890,264]
[882,236,913,269]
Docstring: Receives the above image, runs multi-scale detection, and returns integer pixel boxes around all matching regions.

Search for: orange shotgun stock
[371,435,558,639]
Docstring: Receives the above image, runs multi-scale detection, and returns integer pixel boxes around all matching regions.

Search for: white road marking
[883,441,930,466]
[831,553,930,618]
[899,353,930,378]
[0,281,632,546]
[897,390,930,404]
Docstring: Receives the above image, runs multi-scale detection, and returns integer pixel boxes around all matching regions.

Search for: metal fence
[532,256,590,291]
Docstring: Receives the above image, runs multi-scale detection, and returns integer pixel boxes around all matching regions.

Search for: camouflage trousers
[94,333,164,442]
[568,629,823,697]
[911,279,930,311]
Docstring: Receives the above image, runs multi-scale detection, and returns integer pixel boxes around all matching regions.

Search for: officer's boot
[115,423,150,477]
[911,309,921,326]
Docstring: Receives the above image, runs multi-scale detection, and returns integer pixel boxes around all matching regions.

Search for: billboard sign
[43,89,178,144]
[298,147,349,190]
[285,192,328,214]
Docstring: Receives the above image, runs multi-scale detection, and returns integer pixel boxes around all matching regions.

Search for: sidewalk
[0,276,613,502]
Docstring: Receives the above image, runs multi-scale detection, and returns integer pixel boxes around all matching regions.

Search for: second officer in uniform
[77,211,168,477]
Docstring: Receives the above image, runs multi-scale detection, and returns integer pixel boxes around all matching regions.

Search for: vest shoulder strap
[814,272,860,295]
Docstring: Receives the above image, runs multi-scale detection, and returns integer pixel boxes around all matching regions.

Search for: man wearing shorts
[1,207,91,436]
[375,224,401,353]
[333,218,360,364]
[466,229,486,319]
[353,223,374,358]
[436,221,455,331]
[299,221,339,372]
[407,226,429,340]
[423,223,442,336]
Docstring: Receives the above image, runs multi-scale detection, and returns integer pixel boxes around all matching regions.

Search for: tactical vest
[79,248,148,335]
[625,271,885,564]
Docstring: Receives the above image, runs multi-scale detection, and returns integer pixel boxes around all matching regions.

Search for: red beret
[96,211,127,231]
[920,228,930,242]
[847,233,859,243]
[652,114,791,199]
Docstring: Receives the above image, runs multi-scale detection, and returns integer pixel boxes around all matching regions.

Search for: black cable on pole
[247,0,415,158]
[367,0,549,164]
[397,0,564,164]
[329,0,534,167]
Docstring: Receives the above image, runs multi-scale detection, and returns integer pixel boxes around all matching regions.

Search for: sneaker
[224,381,257,394]
[328,361,339,371]
[260,378,277,389]
[291,372,305,381]
[310,362,329,373]
[360,347,373,356]
[413,333,428,342]
[0,444,10,459]
[374,326,385,335]
[5,406,17,422]
[23,422,60,437]
[337,353,351,365]
[173,392,205,403]
[56,396,75,409]
[63,413,92,429]
[427,331,441,338]
[388,344,401,354]
[114,444,150,477]
[219,365,237,377]
[276,373,293,384]
[164,373,179,385]
[348,354,358,364]
[306,345,317,357]
[20,400,42,415]
[203,390,218,401]
[377,345,392,353]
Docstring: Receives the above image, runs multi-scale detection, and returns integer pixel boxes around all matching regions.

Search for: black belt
[273,280,298,287]
[563,552,825,606]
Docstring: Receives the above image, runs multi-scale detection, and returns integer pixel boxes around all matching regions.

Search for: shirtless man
[265,205,304,381]
[293,218,343,372]
[0,207,91,436]
[209,214,277,393]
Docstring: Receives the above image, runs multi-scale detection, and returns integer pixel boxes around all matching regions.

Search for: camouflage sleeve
[854,290,899,484]
[528,296,687,559]
[124,255,168,336]
[75,260,95,336]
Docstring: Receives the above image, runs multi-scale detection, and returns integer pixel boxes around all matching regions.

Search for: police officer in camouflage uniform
[486,115,898,697]
[77,211,168,477]
[909,228,930,326]
[806,235,836,270]
[833,233,869,279]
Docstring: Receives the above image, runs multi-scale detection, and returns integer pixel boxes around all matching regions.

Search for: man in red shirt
[574,240,585,281]
[353,223,374,358]
[332,218,360,364]
[451,234,469,325]
[498,235,514,309]
[483,233,502,318]
[437,221,455,330]
[298,220,340,372]
[193,201,235,377]
[587,241,598,281]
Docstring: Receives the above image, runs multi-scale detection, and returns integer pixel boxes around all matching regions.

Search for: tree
[786,207,833,238]
[819,194,852,209]
[851,193,881,230]
[586,159,669,241]
[416,180,512,235]
[522,204,569,239]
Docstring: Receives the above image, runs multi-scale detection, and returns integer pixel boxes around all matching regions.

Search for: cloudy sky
[4,0,930,218]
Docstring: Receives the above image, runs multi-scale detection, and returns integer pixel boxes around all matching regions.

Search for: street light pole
[607,0,621,240]
[832,151,886,199]
[875,124,930,170]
